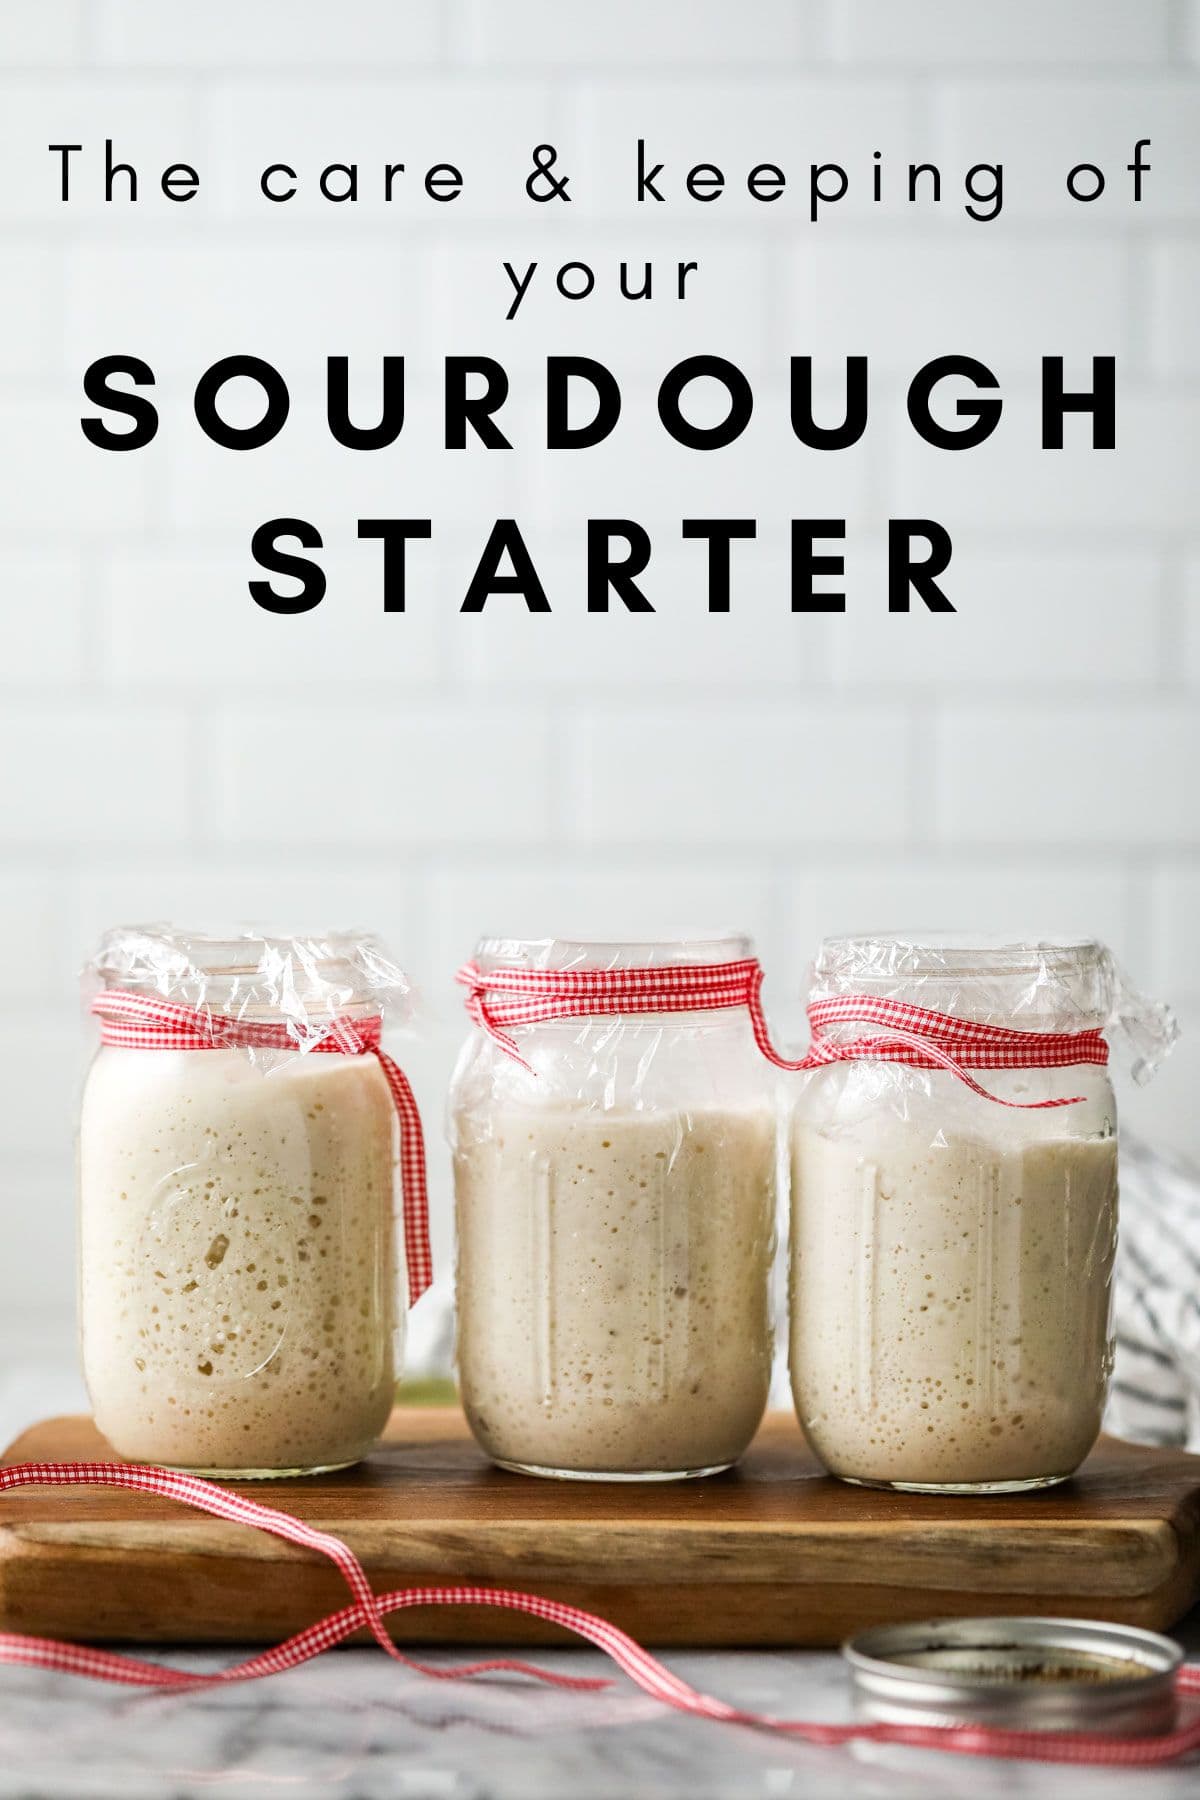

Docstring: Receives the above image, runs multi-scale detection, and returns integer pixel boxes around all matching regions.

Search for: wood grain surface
[2,1409,1199,1647]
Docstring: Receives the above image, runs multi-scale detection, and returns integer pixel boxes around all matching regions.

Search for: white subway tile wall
[0,3,86,68]
[95,2,444,68]
[1,2,1197,1335]
[830,3,1173,65]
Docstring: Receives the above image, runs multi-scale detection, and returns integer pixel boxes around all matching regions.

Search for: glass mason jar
[79,927,407,1477]
[450,935,778,1480]
[789,934,1130,1495]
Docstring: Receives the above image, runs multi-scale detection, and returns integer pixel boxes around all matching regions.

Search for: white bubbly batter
[454,1102,776,1476]
[79,1044,399,1474]
[789,1107,1117,1488]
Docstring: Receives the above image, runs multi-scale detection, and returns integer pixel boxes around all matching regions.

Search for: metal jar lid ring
[843,1617,1183,1739]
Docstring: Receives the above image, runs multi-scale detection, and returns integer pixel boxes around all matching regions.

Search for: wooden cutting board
[3,1409,1199,1648]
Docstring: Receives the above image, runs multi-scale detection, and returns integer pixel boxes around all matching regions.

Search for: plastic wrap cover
[85,924,413,1049]
[808,932,1178,1085]
[450,932,768,1128]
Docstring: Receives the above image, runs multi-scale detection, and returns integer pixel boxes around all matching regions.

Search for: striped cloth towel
[1107,1135,1200,1451]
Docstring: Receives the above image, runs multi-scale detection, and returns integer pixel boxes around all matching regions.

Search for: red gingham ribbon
[456,959,1108,1109]
[91,988,431,1305]
[1,1460,1199,1768]
[797,992,1110,1110]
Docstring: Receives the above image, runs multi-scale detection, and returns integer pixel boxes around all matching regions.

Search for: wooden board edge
[0,1515,1188,1600]
[2,1553,1196,1649]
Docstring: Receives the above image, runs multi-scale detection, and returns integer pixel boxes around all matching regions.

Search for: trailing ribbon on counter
[91,988,432,1304]
[0,1460,1198,1769]
[457,959,1109,1109]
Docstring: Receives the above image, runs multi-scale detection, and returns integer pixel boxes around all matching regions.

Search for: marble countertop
[3,1631,1199,1800]
[2,1350,1198,1799]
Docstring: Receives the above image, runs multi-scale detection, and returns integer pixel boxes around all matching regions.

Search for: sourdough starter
[79,1045,398,1473]
[454,1103,776,1475]
[789,1116,1117,1487]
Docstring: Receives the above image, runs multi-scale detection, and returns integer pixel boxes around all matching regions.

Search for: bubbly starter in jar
[80,1046,399,1474]
[790,1109,1118,1488]
[455,1102,776,1476]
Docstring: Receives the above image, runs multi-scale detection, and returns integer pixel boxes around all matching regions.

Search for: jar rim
[86,924,411,1022]
[473,931,753,972]
[814,932,1105,981]
[808,931,1114,1031]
